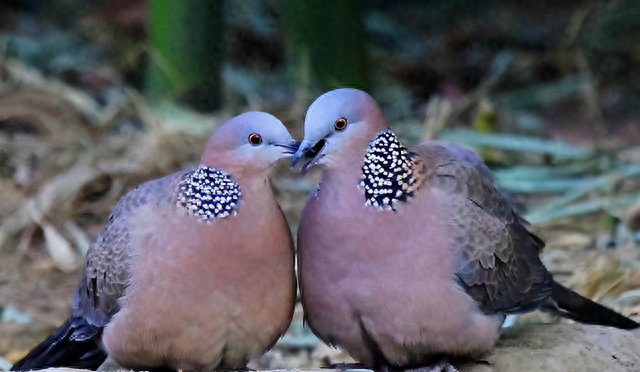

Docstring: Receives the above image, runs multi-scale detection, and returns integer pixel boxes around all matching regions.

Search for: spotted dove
[291,88,639,370]
[12,112,298,371]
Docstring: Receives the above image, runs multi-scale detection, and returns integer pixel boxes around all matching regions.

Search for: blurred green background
[2,0,640,133]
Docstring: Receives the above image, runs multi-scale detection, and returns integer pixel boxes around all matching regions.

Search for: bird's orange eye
[248,133,262,145]
[334,117,347,131]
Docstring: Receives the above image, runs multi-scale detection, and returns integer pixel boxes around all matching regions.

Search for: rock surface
[9,320,640,372]
[458,319,640,372]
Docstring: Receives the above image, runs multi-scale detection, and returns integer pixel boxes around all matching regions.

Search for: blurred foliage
[283,0,369,92]
[145,0,223,111]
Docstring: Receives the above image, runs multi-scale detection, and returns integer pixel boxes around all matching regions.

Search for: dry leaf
[38,221,79,273]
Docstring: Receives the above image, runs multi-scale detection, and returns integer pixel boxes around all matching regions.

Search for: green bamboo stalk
[145,0,223,111]
[284,0,369,91]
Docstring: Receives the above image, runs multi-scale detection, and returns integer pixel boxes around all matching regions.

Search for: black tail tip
[10,317,107,371]
[604,313,640,330]
[550,281,640,330]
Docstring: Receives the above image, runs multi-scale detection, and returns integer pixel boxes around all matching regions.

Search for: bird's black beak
[290,139,327,174]
[277,140,302,156]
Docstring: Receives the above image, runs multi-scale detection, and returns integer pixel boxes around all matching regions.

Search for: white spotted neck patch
[177,165,241,222]
[359,130,423,211]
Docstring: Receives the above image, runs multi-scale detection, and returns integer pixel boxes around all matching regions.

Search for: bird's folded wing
[412,141,553,315]
[72,172,183,327]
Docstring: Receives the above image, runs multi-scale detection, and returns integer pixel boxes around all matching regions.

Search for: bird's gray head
[291,88,387,173]
[201,111,299,170]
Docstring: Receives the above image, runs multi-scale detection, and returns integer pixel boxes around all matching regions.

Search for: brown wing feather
[72,172,184,326]
[411,141,553,314]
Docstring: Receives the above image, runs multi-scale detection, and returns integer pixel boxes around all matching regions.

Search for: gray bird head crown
[291,88,388,173]
[201,111,299,171]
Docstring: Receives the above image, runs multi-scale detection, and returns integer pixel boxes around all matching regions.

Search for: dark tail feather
[544,281,639,330]
[11,317,107,371]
